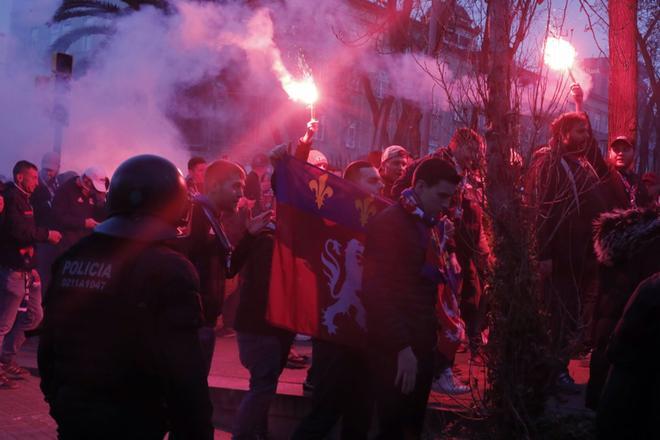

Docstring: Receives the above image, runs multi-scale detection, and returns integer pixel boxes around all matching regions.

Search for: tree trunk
[484,0,547,437]
[655,100,660,173]
[608,0,638,144]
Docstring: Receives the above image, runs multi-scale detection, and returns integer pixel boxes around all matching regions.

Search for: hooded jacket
[586,205,660,410]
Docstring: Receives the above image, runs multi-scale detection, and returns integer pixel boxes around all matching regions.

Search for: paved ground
[0,338,232,440]
[0,335,591,439]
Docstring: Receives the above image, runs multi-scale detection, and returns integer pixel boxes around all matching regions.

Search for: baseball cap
[381,145,409,163]
[610,136,634,149]
[83,166,109,193]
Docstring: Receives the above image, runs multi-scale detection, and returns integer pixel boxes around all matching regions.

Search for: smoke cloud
[0,0,455,179]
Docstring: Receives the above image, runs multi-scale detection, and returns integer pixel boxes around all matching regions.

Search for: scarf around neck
[399,188,439,227]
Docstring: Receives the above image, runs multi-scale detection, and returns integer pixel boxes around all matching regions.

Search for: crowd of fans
[0,86,658,439]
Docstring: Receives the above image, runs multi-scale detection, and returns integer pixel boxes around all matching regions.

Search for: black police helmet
[96,155,189,241]
[107,154,188,223]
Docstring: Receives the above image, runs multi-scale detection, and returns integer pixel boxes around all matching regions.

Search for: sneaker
[285,350,309,369]
[556,371,580,395]
[0,373,18,390]
[1,362,30,380]
[432,369,470,395]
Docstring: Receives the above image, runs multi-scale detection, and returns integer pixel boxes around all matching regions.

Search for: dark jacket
[234,230,291,338]
[38,232,213,439]
[0,183,50,270]
[615,168,652,209]
[527,144,624,312]
[245,171,262,206]
[50,177,107,252]
[596,273,660,440]
[586,206,660,409]
[187,199,254,327]
[392,148,488,302]
[31,176,58,227]
[362,203,441,355]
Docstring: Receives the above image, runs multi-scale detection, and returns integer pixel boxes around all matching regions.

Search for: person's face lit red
[562,121,589,152]
[381,157,408,181]
[414,179,457,218]
[208,172,245,213]
[608,141,634,170]
[190,163,207,186]
[356,166,384,195]
[16,168,39,194]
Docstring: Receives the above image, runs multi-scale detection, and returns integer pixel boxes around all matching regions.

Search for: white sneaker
[432,368,470,395]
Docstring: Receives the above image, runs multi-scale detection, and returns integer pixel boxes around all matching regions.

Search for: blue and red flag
[267,155,390,347]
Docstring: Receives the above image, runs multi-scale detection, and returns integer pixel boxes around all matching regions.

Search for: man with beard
[363,157,461,438]
[527,112,625,391]
[187,160,273,375]
[379,145,410,200]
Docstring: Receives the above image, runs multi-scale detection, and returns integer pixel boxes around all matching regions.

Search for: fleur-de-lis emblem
[309,174,334,209]
[355,196,378,227]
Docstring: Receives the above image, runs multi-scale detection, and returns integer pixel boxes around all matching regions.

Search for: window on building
[375,71,389,99]
[345,121,357,149]
[431,100,443,116]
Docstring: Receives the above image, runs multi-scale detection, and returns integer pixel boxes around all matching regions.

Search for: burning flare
[272,59,319,105]
[544,37,577,71]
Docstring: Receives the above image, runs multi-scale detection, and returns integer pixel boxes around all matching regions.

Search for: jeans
[0,268,43,365]
[233,332,293,440]
[198,326,217,377]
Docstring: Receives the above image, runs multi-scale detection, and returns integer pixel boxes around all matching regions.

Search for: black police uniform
[38,154,213,440]
[38,233,213,439]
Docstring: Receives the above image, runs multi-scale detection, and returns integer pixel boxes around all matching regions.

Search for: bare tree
[608,0,638,146]
[579,0,658,173]
[636,0,659,172]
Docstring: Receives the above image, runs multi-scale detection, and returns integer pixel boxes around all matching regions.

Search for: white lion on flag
[320,238,367,335]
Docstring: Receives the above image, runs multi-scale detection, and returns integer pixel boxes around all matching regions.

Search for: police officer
[38,155,213,439]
